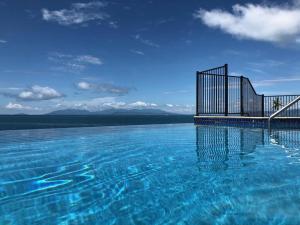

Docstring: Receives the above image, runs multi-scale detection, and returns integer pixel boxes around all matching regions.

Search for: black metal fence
[196,64,263,116]
[264,95,300,117]
[196,65,228,115]
[241,77,264,117]
[196,64,300,117]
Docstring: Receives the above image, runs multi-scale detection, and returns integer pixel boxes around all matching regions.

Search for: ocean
[0,115,194,130]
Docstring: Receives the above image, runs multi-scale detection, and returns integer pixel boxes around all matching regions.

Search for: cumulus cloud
[55,97,118,111]
[127,101,158,108]
[195,2,300,43]
[0,39,7,44]
[129,101,148,107]
[76,81,134,96]
[42,1,109,26]
[5,102,31,110]
[2,85,63,101]
[77,81,92,90]
[55,98,159,111]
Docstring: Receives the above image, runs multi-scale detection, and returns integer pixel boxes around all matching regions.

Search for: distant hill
[46,108,177,115]
[47,109,92,115]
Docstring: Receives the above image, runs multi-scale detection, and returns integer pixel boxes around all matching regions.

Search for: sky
[1,0,300,114]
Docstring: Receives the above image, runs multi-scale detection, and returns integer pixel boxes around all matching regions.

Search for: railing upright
[224,64,228,116]
[240,76,244,116]
[261,94,264,117]
[196,71,200,116]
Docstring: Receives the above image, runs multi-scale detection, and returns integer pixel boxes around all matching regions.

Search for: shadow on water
[195,125,300,171]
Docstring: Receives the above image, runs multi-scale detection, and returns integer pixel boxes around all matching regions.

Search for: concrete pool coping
[194,116,300,129]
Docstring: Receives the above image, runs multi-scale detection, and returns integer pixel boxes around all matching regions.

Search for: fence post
[240,76,244,116]
[261,94,265,117]
[196,71,199,116]
[224,64,228,116]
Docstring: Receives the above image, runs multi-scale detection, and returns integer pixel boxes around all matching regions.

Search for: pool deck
[194,116,300,128]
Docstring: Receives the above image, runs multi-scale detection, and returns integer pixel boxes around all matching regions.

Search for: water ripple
[1,124,300,224]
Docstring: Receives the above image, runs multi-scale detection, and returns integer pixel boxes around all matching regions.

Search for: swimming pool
[1,124,300,224]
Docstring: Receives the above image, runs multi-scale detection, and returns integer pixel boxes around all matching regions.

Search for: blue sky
[1,0,300,114]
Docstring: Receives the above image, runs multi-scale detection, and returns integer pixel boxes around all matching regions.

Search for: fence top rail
[197,73,241,78]
[198,64,227,73]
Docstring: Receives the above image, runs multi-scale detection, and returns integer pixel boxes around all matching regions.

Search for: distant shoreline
[0,115,194,131]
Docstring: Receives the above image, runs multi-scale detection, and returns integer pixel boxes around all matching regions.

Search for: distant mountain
[13,113,28,116]
[47,109,92,115]
[46,108,177,115]
[97,108,175,115]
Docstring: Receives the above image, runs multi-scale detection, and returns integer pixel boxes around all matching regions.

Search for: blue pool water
[1,124,300,224]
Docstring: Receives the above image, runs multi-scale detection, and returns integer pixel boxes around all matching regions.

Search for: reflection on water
[196,125,265,171]
[195,125,300,170]
[270,129,300,149]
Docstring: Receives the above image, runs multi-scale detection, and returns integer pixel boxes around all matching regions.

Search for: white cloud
[42,1,109,26]
[55,98,158,112]
[76,81,134,96]
[108,21,118,29]
[6,85,63,101]
[76,55,102,65]
[128,101,158,108]
[129,101,148,107]
[134,34,160,48]
[103,101,126,108]
[195,2,300,43]
[72,2,106,9]
[55,97,117,111]
[0,39,7,44]
[130,50,145,55]
[49,52,102,73]
[253,77,300,87]
[166,104,174,107]
[77,81,92,90]
[19,85,62,101]
[54,98,194,114]
[5,102,31,110]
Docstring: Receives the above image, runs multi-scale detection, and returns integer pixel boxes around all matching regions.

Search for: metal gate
[196,64,264,117]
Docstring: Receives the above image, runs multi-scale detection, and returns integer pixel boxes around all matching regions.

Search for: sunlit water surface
[1,124,300,224]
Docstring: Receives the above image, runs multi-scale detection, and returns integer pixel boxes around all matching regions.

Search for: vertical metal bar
[199,72,202,115]
[215,75,217,114]
[196,71,199,116]
[240,76,244,116]
[262,94,264,117]
[224,64,228,116]
[212,75,214,114]
[203,74,206,114]
[204,74,206,113]
[217,75,219,114]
